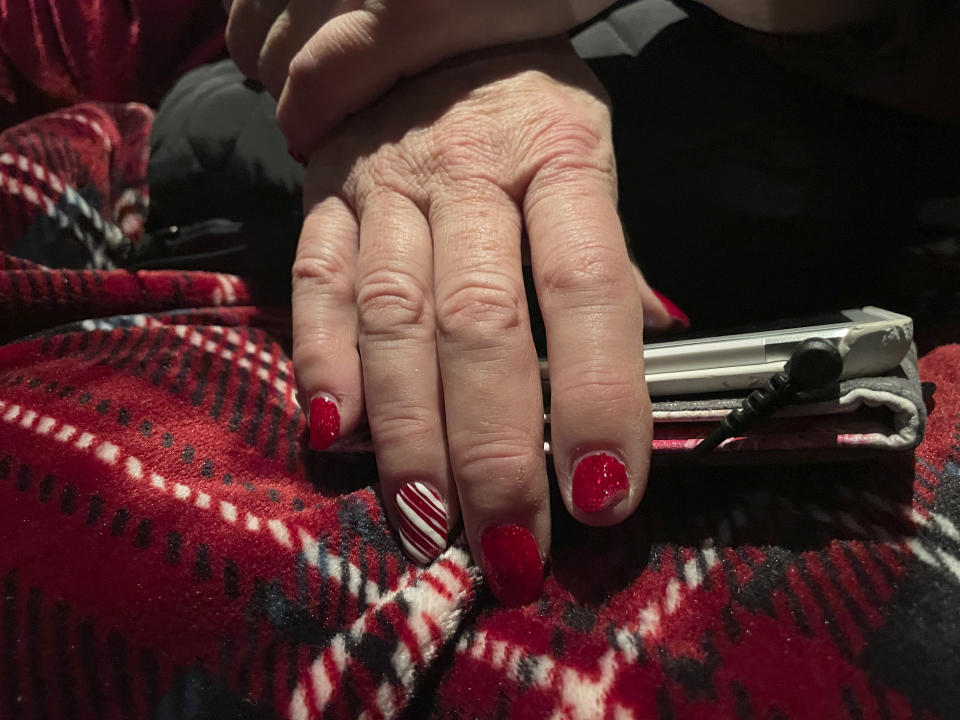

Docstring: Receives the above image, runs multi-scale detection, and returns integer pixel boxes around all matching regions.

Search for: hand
[224,0,617,156]
[293,39,670,605]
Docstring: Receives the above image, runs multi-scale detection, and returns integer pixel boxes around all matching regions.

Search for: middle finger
[432,181,549,607]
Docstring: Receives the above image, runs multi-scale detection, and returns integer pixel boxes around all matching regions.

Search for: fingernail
[308,393,340,451]
[288,144,307,165]
[572,452,628,513]
[480,525,543,607]
[652,289,690,329]
[395,481,448,564]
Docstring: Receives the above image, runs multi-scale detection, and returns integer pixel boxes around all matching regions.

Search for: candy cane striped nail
[395,481,448,564]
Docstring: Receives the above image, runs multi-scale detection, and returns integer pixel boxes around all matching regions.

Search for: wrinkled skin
[290,40,665,595]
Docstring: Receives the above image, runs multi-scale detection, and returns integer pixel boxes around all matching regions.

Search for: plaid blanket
[2,86,960,720]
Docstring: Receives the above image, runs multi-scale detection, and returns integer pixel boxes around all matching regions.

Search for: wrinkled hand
[224,0,616,156]
[293,39,669,605]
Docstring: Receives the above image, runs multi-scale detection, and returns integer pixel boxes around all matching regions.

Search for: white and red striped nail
[395,481,448,564]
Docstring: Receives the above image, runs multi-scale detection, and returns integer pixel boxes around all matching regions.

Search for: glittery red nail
[652,289,690,329]
[572,452,628,513]
[308,394,339,451]
[480,525,543,607]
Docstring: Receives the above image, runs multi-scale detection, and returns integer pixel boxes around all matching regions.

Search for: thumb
[632,265,690,335]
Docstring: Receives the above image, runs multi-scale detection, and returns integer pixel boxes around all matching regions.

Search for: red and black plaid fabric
[3,82,960,720]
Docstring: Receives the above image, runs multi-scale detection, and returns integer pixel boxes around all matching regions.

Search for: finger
[226,0,288,83]
[635,267,674,333]
[525,167,652,526]
[634,267,690,336]
[355,191,456,564]
[257,0,341,98]
[292,191,362,451]
[645,283,690,335]
[622,227,689,335]
[277,8,416,156]
[432,184,548,607]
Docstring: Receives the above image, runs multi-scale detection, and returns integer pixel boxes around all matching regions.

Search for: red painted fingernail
[308,393,339,451]
[480,525,543,607]
[652,289,690,329]
[572,452,629,513]
[396,481,448,564]
[288,144,307,165]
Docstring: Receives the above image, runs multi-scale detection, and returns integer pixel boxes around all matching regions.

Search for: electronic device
[539,306,913,397]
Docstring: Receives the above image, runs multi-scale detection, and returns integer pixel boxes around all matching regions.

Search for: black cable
[691,337,844,456]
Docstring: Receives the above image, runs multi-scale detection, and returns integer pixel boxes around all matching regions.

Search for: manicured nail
[308,393,339,451]
[480,525,543,607]
[395,481,448,564]
[288,144,307,165]
[572,452,628,513]
[652,289,690,329]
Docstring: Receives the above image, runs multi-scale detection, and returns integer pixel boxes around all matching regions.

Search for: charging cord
[691,338,844,456]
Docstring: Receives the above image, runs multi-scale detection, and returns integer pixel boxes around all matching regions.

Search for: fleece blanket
[2,87,960,720]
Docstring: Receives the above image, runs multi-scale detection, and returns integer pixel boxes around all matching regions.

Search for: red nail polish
[572,452,628,513]
[652,289,690,329]
[308,394,339,451]
[288,144,307,165]
[396,481,448,564]
[480,525,543,607]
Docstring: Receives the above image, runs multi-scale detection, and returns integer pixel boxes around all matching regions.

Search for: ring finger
[355,190,456,564]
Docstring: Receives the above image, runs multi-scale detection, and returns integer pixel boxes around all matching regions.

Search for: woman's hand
[293,39,669,605]
[224,0,617,156]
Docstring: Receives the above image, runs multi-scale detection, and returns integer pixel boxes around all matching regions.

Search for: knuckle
[537,244,632,301]
[352,161,425,210]
[435,276,524,347]
[451,438,543,506]
[286,10,375,90]
[554,364,641,411]
[429,122,497,180]
[292,327,348,370]
[356,269,431,340]
[369,405,437,454]
[291,252,354,303]
[528,112,615,183]
[285,37,327,95]
[285,50,316,95]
